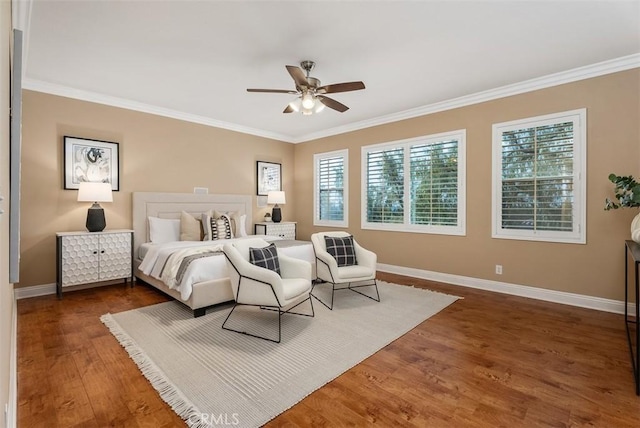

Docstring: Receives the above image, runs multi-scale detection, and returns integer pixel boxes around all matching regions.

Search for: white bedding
[138,236,284,301]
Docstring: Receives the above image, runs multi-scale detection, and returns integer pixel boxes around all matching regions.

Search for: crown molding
[21,79,296,143]
[22,53,639,144]
[293,53,640,143]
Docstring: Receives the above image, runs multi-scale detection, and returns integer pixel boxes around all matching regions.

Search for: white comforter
[139,236,282,300]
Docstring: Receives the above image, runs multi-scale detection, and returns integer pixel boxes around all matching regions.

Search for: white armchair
[222,238,314,343]
[310,231,380,310]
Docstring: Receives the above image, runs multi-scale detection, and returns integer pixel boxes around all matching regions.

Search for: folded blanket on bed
[174,251,223,288]
[160,245,223,289]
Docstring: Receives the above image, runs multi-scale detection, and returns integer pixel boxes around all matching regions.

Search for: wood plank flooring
[17,273,640,427]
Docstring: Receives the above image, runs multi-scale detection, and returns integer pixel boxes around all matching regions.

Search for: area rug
[101,281,459,427]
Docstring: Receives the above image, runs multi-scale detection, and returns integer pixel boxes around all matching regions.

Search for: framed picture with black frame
[64,136,120,190]
[257,161,281,196]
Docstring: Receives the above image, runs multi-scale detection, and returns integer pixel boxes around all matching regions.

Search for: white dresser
[254,221,296,240]
[56,229,134,297]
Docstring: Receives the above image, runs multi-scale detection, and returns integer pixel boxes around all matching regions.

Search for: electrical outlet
[495,265,503,275]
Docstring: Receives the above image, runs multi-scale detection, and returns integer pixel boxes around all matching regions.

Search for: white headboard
[132,192,253,257]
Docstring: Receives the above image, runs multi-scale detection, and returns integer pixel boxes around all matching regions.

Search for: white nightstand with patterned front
[254,221,297,240]
[56,230,134,297]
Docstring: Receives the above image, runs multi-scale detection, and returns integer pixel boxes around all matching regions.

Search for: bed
[132,192,315,317]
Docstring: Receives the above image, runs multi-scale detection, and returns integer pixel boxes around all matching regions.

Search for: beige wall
[17,91,295,288]
[16,69,640,303]
[294,69,640,301]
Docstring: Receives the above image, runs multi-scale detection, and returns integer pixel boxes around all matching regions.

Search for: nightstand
[56,229,134,297]
[254,221,296,240]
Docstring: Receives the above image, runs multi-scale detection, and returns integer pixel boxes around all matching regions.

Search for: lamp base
[272,206,282,223]
[86,203,106,232]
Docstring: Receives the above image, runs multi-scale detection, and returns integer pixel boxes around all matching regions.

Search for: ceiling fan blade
[247,88,298,94]
[283,104,294,113]
[286,65,309,89]
[317,95,349,113]
[317,81,365,94]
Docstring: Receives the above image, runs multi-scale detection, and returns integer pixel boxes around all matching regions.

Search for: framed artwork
[64,136,120,190]
[257,161,281,196]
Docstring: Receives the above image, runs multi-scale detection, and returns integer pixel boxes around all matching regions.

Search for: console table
[624,240,640,395]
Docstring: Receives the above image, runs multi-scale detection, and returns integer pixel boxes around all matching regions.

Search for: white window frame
[314,149,349,227]
[361,130,466,235]
[491,108,587,244]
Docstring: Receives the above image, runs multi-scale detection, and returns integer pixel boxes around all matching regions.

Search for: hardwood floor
[17,273,640,427]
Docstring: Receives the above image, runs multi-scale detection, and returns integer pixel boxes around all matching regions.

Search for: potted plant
[263,212,272,222]
[605,173,640,243]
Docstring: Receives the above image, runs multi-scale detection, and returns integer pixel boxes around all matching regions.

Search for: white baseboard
[14,283,56,299]
[377,263,635,315]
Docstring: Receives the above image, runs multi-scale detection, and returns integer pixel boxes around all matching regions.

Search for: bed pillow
[214,210,247,237]
[324,235,358,267]
[148,217,181,244]
[180,211,202,241]
[249,243,281,275]
[236,214,248,237]
[203,213,233,240]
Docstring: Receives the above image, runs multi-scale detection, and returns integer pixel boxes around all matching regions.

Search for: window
[492,109,586,243]
[314,149,348,227]
[361,131,466,235]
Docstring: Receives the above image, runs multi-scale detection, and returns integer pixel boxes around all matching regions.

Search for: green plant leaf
[605,173,640,210]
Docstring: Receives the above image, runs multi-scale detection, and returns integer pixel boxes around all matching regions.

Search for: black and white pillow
[324,235,358,267]
[204,214,233,240]
[249,243,281,275]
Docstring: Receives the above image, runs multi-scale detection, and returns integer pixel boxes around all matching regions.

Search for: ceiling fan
[247,60,365,115]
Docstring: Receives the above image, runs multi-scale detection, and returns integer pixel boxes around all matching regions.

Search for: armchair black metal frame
[311,257,380,311]
[223,254,314,343]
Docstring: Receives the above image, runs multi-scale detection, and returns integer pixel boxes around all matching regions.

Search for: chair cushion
[281,277,311,300]
[336,265,374,280]
[249,243,281,275]
[324,235,358,267]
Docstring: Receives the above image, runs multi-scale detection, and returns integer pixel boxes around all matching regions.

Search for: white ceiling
[18,0,640,143]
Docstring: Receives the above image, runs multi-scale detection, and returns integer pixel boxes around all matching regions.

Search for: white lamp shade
[77,182,113,203]
[301,92,315,109]
[267,191,286,205]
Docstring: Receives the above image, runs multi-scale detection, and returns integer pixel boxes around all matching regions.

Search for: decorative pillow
[214,210,247,237]
[324,235,358,267]
[180,211,202,241]
[203,214,233,240]
[148,217,180,244]
[249,243,281,275]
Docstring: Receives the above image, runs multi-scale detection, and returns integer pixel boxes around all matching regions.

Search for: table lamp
[267,191,286,223]
[77,182,113,232]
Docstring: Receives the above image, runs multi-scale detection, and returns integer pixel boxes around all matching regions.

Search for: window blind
[317,156,345,222]
[366,147,404,223]
[410,140,459,226]
[362,131,465,235]
[500,122,574,232]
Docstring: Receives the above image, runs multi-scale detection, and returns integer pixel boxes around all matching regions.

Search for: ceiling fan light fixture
[301,92,315,109]
[247,61,365,115]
